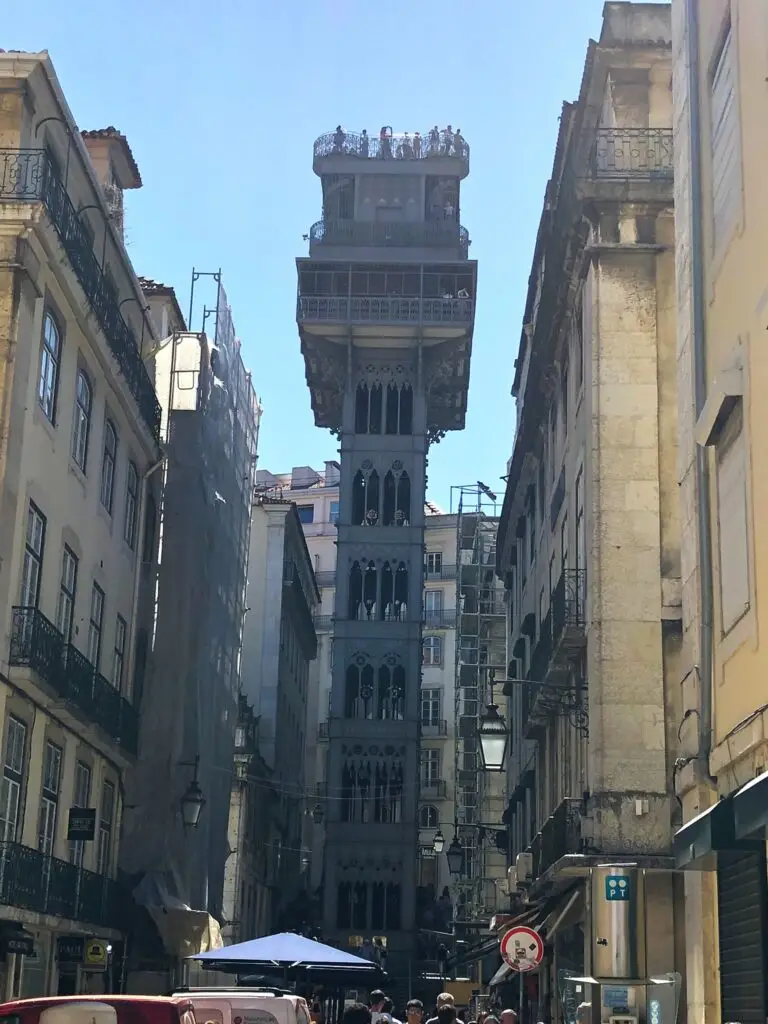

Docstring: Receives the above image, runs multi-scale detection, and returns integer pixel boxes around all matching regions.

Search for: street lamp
[433,829,445,854]
[179,755,205,828]
[478,701,509,772]
[446,836,464,875]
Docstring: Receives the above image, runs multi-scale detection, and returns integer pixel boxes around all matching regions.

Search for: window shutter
[711,25,741,250]
[717,404,750,631]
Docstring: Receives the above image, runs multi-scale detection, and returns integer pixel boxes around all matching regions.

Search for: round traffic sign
[499,926,544,972]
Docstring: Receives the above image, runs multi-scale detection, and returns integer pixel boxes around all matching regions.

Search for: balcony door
[0,717,27,844]
[421,688,442,728]
[420,749,440,786]
[69,761,92,869]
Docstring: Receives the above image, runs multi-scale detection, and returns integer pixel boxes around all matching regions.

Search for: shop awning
[672,797,736,868]
[733,769,768,839]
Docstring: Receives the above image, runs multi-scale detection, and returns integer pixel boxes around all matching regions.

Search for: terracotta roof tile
[81,126,142,187]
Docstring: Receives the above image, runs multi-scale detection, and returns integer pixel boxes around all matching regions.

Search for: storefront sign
[604,875,631,902]
[0,934,34,956]
[67,807,96,841]
[84,939,108,970]
[57,937,85,963]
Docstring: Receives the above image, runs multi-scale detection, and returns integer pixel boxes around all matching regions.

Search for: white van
[173,988,311,1024]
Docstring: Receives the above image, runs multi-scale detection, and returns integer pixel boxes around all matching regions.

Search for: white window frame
[425,551,443,577]
[100,419,118,513]
[0,717,27,844]
[38,312,61,423]
[112,615,127,690]
[420,687,442,726]
[38,740,62,857]
[20,502,46,609]
[124,461,139,547]
[422,635,442,667]
[420,748,440,785]
[71,368,93,471]
[56,546,78,642]
[69,760,92,868]
[87,583,105,669]
[96,779,116,876]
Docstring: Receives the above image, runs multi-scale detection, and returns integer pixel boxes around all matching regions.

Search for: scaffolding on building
[450,483,509,923]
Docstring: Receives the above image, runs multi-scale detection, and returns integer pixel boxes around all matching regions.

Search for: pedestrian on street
[406,1001,424,1024]
[345,1006,372,1024]
[426,993,455,1024]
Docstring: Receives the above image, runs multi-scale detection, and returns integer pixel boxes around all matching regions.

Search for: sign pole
[519,968,524,1024]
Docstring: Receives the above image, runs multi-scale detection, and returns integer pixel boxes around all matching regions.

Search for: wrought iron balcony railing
[530,798,584,878]
[310,219,469,253]
[0,149,161,440]
[423,608,457,629]
[0,840,121,928]
[593,128,673,180]
[298,295,473,327]
[424,563,457,581]
[314,570,336,588]
[421,718,448,737]
[420,778,447,799]
[313,615,334,632]
[551,569,586,650]
[9,606,139,755]
[313,129,469,168]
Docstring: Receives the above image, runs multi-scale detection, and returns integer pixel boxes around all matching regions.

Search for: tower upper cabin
[310,125,470,262]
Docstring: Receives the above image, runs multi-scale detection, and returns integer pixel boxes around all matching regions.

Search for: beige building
[0,53,163,996]
[495,5,683,1019]
[671,2,768,1022]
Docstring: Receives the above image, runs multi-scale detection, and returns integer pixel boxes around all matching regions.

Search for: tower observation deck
[296,125,477,977]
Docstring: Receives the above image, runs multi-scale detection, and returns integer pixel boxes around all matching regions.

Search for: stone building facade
[296,126,477,974]
[495,6,684,1019]
[671,2,768,1023]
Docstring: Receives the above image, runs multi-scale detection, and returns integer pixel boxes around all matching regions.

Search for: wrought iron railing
[424,563,457,581]
[593,128,673,179]
[313,615,334,632]
[0,149,161,440]
[551,569,586,642]
[421,718,448,736]
[313,129,469,167]
[530,798,584,877]
[0,840,120,927]
[298,295,473,326]
[314,570,336,588]
[310,219,469,252]
[423,608,457,629]
[9,607,138,755]
[420,779,447,798]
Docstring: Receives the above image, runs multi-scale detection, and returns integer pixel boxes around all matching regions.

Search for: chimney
[81,127,142,241]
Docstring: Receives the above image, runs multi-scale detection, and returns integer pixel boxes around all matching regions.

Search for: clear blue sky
[7,0,607,509]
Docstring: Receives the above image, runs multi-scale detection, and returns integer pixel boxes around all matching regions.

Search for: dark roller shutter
[717,849,768,1024]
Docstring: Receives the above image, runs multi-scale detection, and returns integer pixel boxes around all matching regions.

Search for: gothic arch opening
[385,383,414,435]
[352,467,380,526]
[394,562,408,619]
[382,467,411,526]
[345,661,375,719]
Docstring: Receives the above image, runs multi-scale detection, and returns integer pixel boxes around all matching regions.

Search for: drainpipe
[685,0,715,777]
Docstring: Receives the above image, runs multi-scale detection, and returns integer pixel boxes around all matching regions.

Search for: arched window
[124,461,139,548]
[71,368,92,470]
[382,465,411,526]
[385,382,413,435]
[423,635,443,666]
[348,560,377,620]
[354,381,383,434]
[352,468,380,525]
[100,419,118,513]
[345,661,374,719]
[38,312,61,422]
[419,805,439,829]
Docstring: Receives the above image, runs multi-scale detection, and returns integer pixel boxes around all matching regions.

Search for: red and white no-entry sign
[499,925,544,972]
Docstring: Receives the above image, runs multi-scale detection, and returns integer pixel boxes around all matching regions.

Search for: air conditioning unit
[515,851,533,883]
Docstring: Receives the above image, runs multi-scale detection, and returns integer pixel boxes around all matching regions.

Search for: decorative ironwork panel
[593,128,673,179]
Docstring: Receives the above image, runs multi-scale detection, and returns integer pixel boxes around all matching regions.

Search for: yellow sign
[84,939,108,969]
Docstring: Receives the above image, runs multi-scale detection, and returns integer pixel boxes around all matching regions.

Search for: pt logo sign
[499,926,544,972]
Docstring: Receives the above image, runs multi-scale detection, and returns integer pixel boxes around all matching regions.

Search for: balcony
[420,779,447,800]
[313,128,470,174]
[0,841,122,928]
[424,563,457,582]
[593,128,673,180]
[314,571,336,589]
[0,150,161,441]
[522,611,554,740]
[298,295,473,328]
[423,608,457,630]
[530,798,584,879]
[421,719,448,738]
[313,615,334,633]
[9,607,138,755]
[551,569,587,666]
[309,219,469,254]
